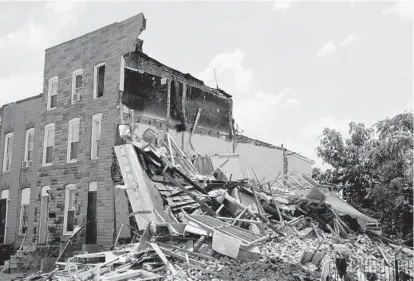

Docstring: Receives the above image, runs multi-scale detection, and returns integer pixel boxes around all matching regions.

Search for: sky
[0,0,412,167]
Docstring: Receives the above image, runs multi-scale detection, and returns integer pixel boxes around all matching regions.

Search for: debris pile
[8,126,413,281]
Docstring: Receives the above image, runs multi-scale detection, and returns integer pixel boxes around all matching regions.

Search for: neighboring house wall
[287,154,313,176]
[234,142,284,182]
[37,13,146,246]
[0,96,42,245]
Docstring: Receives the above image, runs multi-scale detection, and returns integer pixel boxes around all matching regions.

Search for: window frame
[63,184,77,235]
[42,123,55,167]
[67,118,80,163]
[19,188,30,235]
[2,133,13,172]
[91,113,102,160]
[93,63,105,99]
[24,128,35,163]
[71,69,83,104]
[47,76,58,110]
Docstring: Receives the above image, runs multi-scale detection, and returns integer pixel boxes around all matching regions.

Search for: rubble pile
[8,126,413,281]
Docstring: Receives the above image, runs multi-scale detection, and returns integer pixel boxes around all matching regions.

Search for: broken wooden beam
[163,173,217,217]
[149,242,177,275]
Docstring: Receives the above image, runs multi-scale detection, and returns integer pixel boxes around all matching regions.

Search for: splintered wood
[15,127,412,281]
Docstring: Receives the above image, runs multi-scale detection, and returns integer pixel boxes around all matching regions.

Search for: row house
[0,13,314,249]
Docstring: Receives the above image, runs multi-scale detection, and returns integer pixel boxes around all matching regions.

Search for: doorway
[0,190,9,244]
[85,182,97,244]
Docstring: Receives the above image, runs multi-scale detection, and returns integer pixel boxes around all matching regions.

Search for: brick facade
[0,12,314,248]
[0,13,146,246]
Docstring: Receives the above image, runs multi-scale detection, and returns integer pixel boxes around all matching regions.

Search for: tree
[314,112,413,238]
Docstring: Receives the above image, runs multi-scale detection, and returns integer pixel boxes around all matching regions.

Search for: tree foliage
[314,112,413,238]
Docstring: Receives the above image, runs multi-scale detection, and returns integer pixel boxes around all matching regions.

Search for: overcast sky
[0,1,412,166]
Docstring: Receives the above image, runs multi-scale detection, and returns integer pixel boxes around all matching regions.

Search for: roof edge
[2,93,43,109]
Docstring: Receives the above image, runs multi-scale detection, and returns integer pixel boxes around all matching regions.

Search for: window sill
[2,170,10,174]
[66,160,78,164]
[90,158,99,164]
[46,107,56,111]
[42,163,53,167]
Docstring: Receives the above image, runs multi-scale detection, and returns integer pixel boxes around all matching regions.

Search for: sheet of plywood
[114,144,165,229]
[115,188,131,239]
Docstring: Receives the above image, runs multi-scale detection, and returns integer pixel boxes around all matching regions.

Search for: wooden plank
[164,173,217,217]
[268,183,284,223]
[113,224,124,247]
[233,206,249,226]
[156,241,215,260]
[114,145,165,229]
[331,209,352,233]
[216,217,264,224]
[149,242,177,275]
[377,246,391,266]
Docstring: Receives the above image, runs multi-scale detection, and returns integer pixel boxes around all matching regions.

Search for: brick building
[0,13,313,248]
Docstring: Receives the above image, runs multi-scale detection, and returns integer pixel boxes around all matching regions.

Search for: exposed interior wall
[287,154,313,176]
[123,51,233,134]
[123,69,168,120]
[0,96,43,245]
[234,143,284,183]
[130,121,233,157]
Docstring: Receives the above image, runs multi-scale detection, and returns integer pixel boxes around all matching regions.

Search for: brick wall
[0,13,146,247]
[123,51,233,134]
[38,13,146,245]
[0,96,43,245]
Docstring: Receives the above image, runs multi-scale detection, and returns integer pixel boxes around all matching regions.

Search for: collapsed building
[0,13,314,250]
[1,13,413,281]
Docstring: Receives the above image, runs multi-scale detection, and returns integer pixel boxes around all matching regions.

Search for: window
[93,63,105,98]
[91,113,102,160]
[63,184,76,235]
[67,118,80,163]
[3,133,13,172]
[72,69,83,103]
[24,128,34,163]
[47,76,58,110]
[19,188,30,235]
[42,124,55,166]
